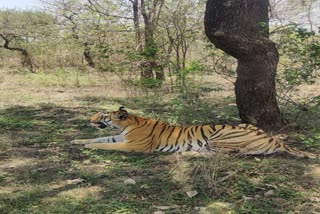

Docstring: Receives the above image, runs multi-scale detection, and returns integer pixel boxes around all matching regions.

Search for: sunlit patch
[57,186,103,200]
[0,134,13,151]
[0,157,38,171]
[306,164,320,177]
[171,161,191,182]
[207,201,235,213]
[76,162,111,173]
[0,186,20,195]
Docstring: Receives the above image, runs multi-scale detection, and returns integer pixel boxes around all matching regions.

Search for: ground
[0,68,319,213]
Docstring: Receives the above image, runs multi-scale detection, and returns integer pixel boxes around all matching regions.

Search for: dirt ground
[0,68,319,213]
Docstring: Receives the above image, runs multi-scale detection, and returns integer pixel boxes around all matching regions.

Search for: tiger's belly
[154,139,210,153]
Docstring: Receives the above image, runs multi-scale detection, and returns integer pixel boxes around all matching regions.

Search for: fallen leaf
[310,197,320,202]
[243,195,253,201]
[265,184,277,189]
[154,205,180,210]
[228,103,237,106]
[124,178,136,185]
[255,194,262,198]
[82,160,91,165]
[186,190,198,198]
[194,206,207,212]
[264,190,274,197]
[153,211,164,214]
[67,178,85,185]
[36,167,49,172]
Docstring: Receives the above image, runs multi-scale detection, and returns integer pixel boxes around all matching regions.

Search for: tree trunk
[131,0,142,52]
[140,0,156,80]
[140,0,164,83]
[204,0,283,131]
[83,42,95,68]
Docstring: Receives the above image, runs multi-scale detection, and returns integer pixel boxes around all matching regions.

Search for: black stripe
[210,132,223,140]
[159,146,167,151]
[125,121,147,136]
[167,145,174,152]
[218,130,251,138]
[268,138,274,143]
[145,135,156,152]
[274,142,281,150]
[209,128,224,139]
[138,120,160,142]
[186,144,192,151]
[197,140,203,147]
[149,120,160,136]
[200,126,208,141]
[174,128,183,146]
[190,126,195,136]
[210,124,216,132]
[145,121,153,129]
[183,139,187,147]
[158,124,168,139]
[173,146,180,152]
[182,128,187,147]
[218,134,267,141]
[165,126,176,142]
[156,124,168,149]
[187,129,193,142]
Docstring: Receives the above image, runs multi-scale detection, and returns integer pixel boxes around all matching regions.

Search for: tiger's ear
[118,112,128,120]
[119,106,126,112]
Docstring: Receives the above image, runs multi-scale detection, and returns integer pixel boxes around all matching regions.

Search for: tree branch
[86,0,133,20]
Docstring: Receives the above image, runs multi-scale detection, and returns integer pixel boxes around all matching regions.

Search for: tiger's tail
[208,124,319,159]
[276,142,319,159]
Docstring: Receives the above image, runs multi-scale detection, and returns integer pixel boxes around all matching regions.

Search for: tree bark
[204,0,283,131]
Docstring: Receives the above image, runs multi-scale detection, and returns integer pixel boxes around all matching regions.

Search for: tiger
[72,106,319,159]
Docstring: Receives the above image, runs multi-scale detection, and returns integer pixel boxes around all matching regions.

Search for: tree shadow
[0,104,319,213]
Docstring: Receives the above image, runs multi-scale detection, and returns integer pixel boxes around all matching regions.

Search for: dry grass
[0,67,319,213]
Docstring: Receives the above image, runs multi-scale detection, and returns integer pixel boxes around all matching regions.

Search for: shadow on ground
[0,104,319,213]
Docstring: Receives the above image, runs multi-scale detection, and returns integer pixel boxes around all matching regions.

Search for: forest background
[0,0,320,213]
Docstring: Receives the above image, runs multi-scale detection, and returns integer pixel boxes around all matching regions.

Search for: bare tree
[162,0,202,88]
[129,0,142,52]
[43,0,97,67]
[0,10,50,72]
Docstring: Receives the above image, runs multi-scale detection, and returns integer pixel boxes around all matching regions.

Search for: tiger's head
[89,106,129,129]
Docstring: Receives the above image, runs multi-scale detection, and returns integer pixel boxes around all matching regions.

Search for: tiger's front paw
[72,139,89,145]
